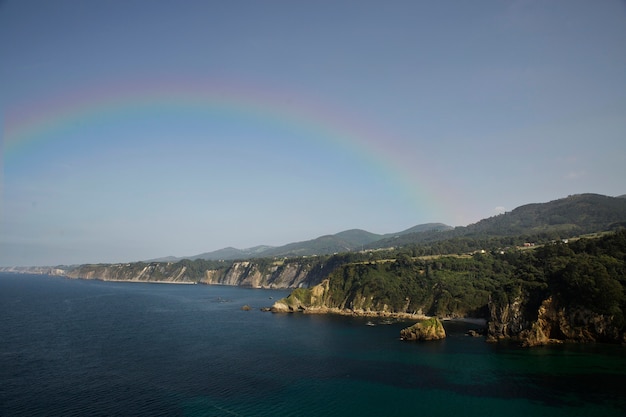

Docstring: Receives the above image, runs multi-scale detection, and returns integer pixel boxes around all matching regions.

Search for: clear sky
[1,0,625,266]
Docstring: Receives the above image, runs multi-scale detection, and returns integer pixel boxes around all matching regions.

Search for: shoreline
[275,305,431,321]
[61,276,198,285]
[271,304,489,325]
[93,278,197,285]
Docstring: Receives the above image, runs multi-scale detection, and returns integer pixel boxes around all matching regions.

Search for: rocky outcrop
[271,279,332,312]
[467,329,483,337]
[270,280,430,320]
[486,292,531,342]
[518,297,624,347]
[487,294,626,346]
[400,318,446,341]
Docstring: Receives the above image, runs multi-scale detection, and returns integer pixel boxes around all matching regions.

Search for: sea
[1,273,625,417]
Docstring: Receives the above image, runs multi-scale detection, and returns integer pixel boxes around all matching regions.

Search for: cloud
[494,206,506,215]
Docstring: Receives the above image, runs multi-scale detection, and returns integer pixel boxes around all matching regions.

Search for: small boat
[366,321,376,326]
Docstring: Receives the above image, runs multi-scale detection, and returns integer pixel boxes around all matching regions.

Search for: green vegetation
[364,193,626,251]
[400,317,446,341]
[295,231,626,327]
[177,258,232,277]
[319,251,504,316]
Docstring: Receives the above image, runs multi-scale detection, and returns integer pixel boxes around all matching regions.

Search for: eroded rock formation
[518,297,623,347]
[486,294,626,346]
[400,318,446,341]
[62,259,329,288]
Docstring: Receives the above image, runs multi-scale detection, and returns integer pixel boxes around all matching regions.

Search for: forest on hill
[317,231,624,317]
[366,193,626,250]
[277,230,626,344]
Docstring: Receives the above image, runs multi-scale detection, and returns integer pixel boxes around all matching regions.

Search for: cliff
[487,295,626,346]
[0,266,67,276]
[270,278,429,319]
[271,231,626,346]
[202,260,315,288]
[62,258,336,288]
[486,290,534,341]
[271,279,332,312]
[65,263,192,283]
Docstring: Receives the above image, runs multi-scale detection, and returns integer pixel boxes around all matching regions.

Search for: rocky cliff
[0,266,67,276]
[62,258,333,288]
[486,290,533,341]
[271,279,332,312]
[271,247,626,347]
[202,261,316,288]
[270,278,429,320]
[65,263,191,283]
[487,295,626,346]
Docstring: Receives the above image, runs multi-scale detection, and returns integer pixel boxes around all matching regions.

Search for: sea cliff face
[62,259,329,289]
[486,292,531,341]
[65,263,191,283]
[270,279,429,320]
[273,271,626,346]
[0,266,67,276]
[486,293,626,346]
[202,261,314,288]
[271,279,330,312]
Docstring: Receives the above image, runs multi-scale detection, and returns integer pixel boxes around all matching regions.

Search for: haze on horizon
[1,0,625,266]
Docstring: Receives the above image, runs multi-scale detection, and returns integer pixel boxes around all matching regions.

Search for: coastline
[274,305,431,321]
[270,303,489,325]
[93,278,197,285]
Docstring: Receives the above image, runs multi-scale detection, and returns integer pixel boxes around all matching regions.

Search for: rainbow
[3,77,455,222]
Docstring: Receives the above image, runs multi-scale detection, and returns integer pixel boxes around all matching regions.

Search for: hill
[367,194,626,249]
[188,245,275,261]
[273,229,626,345]
[460,193,626,236]
[179,223,451,261]
[147,194,625,262]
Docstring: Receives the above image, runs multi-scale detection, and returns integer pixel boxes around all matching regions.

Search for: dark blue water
[1,273,625,416]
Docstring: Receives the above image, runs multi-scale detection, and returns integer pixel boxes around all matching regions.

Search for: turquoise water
[1,273,625,416]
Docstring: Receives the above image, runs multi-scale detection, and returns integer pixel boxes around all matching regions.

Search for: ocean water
[1,273,625,416]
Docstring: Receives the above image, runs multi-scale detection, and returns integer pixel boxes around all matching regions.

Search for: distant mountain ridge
[364,193,626,249]
[150,223,452,262]
[149,193,626,262]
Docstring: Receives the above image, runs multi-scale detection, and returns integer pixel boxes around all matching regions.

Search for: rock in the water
[400,318,446,341]
[241,304,252,311]
[270,300,294,313]
[467,329,483,337]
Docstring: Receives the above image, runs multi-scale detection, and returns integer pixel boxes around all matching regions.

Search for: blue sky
[1,0,625,266]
